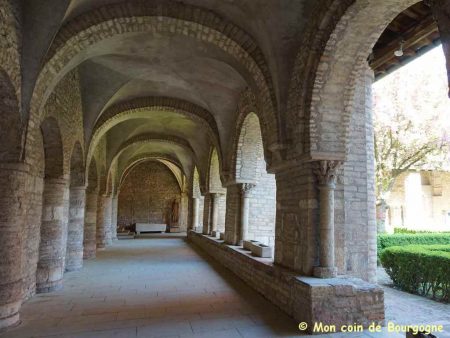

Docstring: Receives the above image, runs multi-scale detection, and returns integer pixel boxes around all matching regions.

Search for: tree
[373,47,450,231]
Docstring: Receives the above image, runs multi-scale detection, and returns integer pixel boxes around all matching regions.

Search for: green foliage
[378,233,450,256]
[393,228,450,234]
[380,244,450,302]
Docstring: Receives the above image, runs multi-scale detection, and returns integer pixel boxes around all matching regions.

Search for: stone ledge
[188,231,384,335]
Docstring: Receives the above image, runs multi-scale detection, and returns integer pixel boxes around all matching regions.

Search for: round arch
[28,2,280,166]
[308,0,422,158]
[208,147,224,193]
[88,97,221,164]
[108,133,198,175]
[119,156,185,192]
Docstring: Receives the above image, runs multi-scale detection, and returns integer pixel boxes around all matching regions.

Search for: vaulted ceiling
[21,0,310,185]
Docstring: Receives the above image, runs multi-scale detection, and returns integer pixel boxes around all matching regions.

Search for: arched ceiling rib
[23,0,310,186]
[119,157,184,191]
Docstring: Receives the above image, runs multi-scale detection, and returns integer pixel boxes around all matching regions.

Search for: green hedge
[393,228,450,234]
[380,244,450,302]
[377,233,450,256]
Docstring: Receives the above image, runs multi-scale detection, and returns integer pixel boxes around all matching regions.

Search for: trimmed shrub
[393,228,450,234]
[380,244,450,302]
[377,233,450,257]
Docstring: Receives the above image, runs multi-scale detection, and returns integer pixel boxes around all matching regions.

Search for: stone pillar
[192,197,200,231]
[202,194,211,235]
[96,194,106,249]
[239,183,255,245]
[83,190,98,259]
[36,177,69,293]
[210,193,220,235]
[0,163,30,329]
[65,186,86,272]
[103,195,113,245]
[179,192,189,231]
[313,160,341,278]
[427,0,450,96]
[111,196,118,241]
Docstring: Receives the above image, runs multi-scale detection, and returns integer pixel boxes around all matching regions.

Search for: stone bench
[135,223,166,234]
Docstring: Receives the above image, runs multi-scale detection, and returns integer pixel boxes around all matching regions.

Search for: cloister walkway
[2,235,450,338]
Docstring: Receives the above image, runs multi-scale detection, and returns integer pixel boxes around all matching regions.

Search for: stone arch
[88,97,221,163]
[226,88,277,174]
[118,154,184,192]
[203,147,226,235]
[193,167,202,198]
[28,2,281,166]
[286,0,353,155]
[37,116,69,293]
[191,166,205,232]
[208,148,224,193]
[236,113,277,247]
[66,141,86,272]
[308,0,422,158]
[235,113,265,182]
[110,133,198,172]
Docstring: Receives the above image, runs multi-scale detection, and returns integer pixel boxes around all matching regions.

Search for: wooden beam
[371,15,438,70]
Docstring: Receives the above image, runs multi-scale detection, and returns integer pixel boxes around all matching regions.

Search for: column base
[65,264,82,272]
[313,266,337,278]
[83,247,96,260]
[0,300,21,331]
[36,279,63,294]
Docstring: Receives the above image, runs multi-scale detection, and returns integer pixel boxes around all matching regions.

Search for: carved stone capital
[313,160,342,188]
[240,183,256,197]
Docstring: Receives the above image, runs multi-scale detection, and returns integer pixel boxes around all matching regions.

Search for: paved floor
[2,235,450,338]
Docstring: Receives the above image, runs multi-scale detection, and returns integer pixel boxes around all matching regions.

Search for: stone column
[427,0,450,96]
[96,194,106,249]
[103,195,113,245]
[36,177,69,293]
[179,192,189,231]
[65,186,86,271]
[192,197,200,231]
[111,196,118,241]
[202,194,211,235]
[313,160,341,278]
[209,193,220,235]
[239,183,255,245]
[83,190,98,259]
[0,163,30,329]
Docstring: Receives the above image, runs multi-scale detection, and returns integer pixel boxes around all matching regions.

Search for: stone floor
[2,234,450,338]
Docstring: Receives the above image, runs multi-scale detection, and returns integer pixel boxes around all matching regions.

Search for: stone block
[243,240,260,251]
[250,243,273,258]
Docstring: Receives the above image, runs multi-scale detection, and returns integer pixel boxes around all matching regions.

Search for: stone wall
[188,232,384,334]
[387,170,450,232]
[118,161,181,227]
[341,62,377,282]
[274,163,317,275]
